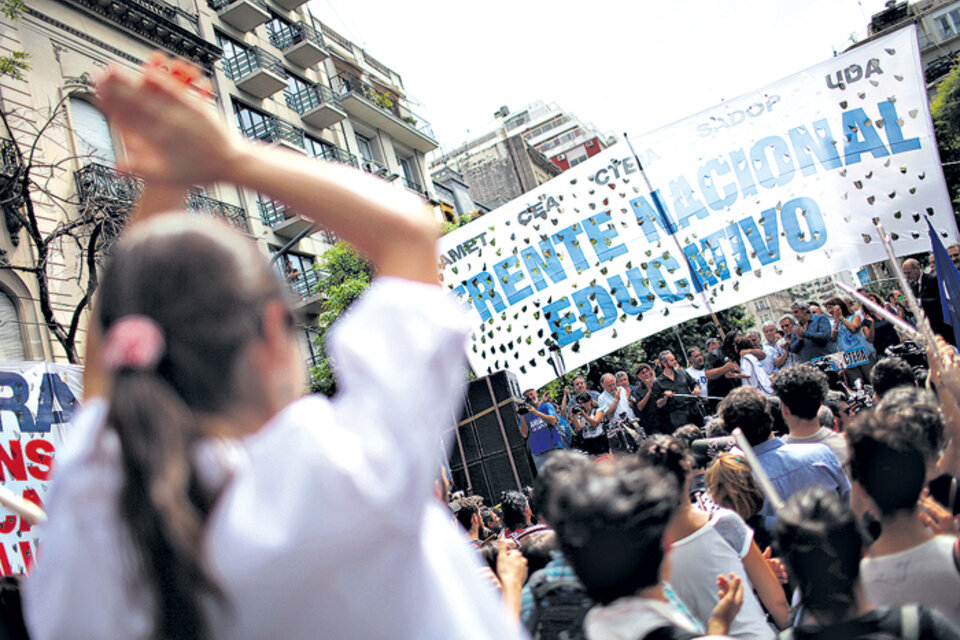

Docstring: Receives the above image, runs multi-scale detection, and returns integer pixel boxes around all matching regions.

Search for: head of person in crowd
[817,406,836,430]
[549,457,681,604]
[615,371,631,390]
[824,296,852,318]
[734,335,754,357]
[600,373,617,396]
[790,302,811,324]
[658,350,678,372]
[530,450,593,525]
[638,436,693,496]
[481,507,501,535]
[845,410,927,521]
[869,356,917,399]
[519,530,558,577]
[902,258,923,284]
[672,424,703,452]
[572,376,590,394]
[687,347,705,370]
[809,301,825,315]
[779,313,798,337]
[773,487,866,626]
[454,498,482,538]
[745,330,762,349]
[705,453,765,522]
[706,337,720,353]
[501,490,533,532]
[705,416,727,439]
[477,539,500,574]
[761,322,779,346]
[948,243,960,269]
[576,391,596,409]
[635,362,656,388]
[874,387,944,477]
[766,397,789,437]
[771,364,828,423]
[720,330,741,360]
[824,391,852,431]
[719,387,773,446]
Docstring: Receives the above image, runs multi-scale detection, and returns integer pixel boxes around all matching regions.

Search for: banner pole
[622,133,725,337]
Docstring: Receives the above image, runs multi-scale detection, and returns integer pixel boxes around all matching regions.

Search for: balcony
[320,146,359,168]
[207,0,269,32]
[75,163,143,213]
[286,266,323,312]
[186,191,250,233]
[332,71,438,153]
[258,196,312,238]
[0,138,20,186]
[268,0,307,12]
[285,83,346,129]
[223,47,287,98]
[268,21,327,68]
[402,176,423,194]
[238,114,305,151]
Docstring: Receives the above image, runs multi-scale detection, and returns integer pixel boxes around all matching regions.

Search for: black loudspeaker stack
[447,370,536,505]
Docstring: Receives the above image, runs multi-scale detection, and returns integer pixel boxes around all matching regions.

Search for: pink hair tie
[102,315,166,373]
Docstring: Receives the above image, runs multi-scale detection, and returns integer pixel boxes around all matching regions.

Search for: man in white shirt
[760,322,791,377]
[599,372,635,422]
[686,347,709,399]
[771,364,848,465]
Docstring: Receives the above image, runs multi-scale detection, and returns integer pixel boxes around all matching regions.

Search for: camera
[571,406,584,415]
[516,397,535,415]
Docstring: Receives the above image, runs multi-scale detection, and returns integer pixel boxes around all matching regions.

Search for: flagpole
[623,133,725,337]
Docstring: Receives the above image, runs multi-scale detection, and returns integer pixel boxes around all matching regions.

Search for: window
[304,135,334,160]
[934,8,960,39]
[216,32,246,59]
[286,72,311,98]
[355,134,374,162]
[70,98,116,165]
[0,291,24,360]
[234,101,275,142]
[396,155,420,190]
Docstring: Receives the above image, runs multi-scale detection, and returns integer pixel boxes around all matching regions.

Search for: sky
[307,0,898,155]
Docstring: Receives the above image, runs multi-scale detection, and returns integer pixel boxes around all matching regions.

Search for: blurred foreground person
[774,488,960,640]
[24,56,523,640]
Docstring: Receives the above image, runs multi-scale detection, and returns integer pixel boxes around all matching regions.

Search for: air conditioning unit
[362,161,378,173]
[557,153,565,161]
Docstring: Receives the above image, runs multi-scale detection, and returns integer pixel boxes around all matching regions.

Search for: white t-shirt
[667,509,776,640]
[740,353,774,396]
[585,595,713,640]
[599,386,636,421]
[687,367,709,398]
[24,278,525,640]
[861,535,960,630]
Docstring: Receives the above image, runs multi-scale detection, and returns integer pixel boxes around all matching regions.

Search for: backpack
[525,571,593,640]
[778,604,920,640]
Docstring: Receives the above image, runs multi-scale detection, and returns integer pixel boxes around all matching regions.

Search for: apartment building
[0,0,439,368]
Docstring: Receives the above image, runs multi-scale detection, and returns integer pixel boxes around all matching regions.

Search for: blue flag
[926,217,960,342]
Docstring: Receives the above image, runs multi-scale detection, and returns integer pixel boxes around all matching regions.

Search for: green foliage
[308,242,373,396]
[0,0,29,80]
[441,213,474,235]
[931,59,960,214]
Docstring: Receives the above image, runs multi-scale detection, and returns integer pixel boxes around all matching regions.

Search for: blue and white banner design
[438,27,957,389]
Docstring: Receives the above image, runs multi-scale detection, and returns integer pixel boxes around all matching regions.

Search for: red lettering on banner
[0,441,26,482]
[0,545,9,575]
[25,439,54,480]
[18,489,43,534]
[0,516,14,535]
[17,542,33,573]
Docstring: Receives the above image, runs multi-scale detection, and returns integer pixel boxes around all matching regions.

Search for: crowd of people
[4,54,960,640]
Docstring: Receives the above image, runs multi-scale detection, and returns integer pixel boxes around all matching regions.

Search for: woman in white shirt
[24,55,522,640]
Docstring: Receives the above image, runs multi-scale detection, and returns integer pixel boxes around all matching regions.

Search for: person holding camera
[519,389,564,471]
[569,392,610,456]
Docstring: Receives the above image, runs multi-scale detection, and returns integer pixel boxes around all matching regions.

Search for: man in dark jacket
[903,258,955,345]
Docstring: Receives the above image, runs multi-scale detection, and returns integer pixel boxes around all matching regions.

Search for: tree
[0,72,127,362]
[931,59,960,215]
[0,0,30,81]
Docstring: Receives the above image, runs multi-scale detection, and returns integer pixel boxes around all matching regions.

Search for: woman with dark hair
[24,56,523,639]
[638,436,789,638]
[824,296,873,385]
[774,487,960,640]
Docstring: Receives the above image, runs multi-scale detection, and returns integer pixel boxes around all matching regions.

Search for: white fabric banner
[438,26,957,389]
[0,361,82,574]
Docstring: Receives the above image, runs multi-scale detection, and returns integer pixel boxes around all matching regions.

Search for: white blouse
[24,278,525,640]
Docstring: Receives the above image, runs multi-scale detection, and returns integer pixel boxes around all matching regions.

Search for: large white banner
[439,27,958,389]
[0,361,81,574]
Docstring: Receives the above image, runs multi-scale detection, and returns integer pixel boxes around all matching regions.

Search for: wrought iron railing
[0,139,20,182]
[284,83,341,115]
[318,21,351,50]
[208,0,267,12]
[222,46,286,83]
[186,191,250,233]
[268,20,324,52]
[258,196,295,227]
[332,71,435,139]
[287,265,321,300]
[237,114,304,149]
[402,176,422,193]
[75,163,143,210]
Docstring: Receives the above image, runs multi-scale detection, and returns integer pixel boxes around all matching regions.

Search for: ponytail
[107,370,223,640]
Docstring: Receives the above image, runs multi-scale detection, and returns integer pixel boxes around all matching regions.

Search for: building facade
[0,0,439,368]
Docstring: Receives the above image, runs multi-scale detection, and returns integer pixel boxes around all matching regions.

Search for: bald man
[903,257,954,344]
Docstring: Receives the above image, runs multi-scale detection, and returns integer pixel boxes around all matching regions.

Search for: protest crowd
[0,54,958,640]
